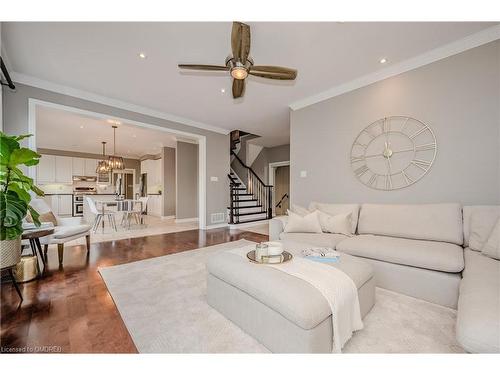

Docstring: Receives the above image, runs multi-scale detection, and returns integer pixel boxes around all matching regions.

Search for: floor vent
[211,212,226,224]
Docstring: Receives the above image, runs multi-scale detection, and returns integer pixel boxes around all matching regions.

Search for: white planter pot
[0,238,22,269]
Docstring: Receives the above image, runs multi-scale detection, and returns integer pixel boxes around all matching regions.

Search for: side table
[21,228,55,277]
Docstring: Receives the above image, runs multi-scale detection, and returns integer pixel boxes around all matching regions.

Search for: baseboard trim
[161,215,176,220]
[204,223,229,230]
[174,217,199,223]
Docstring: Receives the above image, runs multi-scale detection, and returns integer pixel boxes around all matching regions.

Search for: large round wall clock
[350,116,437,190]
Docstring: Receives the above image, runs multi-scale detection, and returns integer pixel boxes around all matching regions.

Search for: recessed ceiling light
[138,52,147,59]
[220,88,226,94]
[379,58,388,64]
[132,134,137,138]
[79,125,84,129]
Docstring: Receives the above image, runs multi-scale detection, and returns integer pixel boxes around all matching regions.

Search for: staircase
[228,151,273,225]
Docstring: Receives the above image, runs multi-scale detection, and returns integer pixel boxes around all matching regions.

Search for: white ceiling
[3,22,497,146]
[36,105,179,158]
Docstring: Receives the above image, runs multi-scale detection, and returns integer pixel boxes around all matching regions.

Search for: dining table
[94,198,145,231]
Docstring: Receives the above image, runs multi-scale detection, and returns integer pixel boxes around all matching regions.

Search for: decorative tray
[246,250,293,264]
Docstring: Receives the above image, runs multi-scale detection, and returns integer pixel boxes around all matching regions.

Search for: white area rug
[99,239,465,353]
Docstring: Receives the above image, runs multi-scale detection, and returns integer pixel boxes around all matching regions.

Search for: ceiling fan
[178,22,297,99]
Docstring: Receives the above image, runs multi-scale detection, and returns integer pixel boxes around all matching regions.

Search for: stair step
[227,201,262,210]
[231,217,269,225]
[232,187,246,191]
[227,205,262,210]
[235,198,258,202]
[234,193,253,196]
[233,211,267,217]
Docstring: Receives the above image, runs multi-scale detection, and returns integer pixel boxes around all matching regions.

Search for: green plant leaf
[0,190,28,240]
[13,134,33,142]
[8,182,31,203]
[28,204,41,227]
[9,148,41,168]
[0,135,19,166]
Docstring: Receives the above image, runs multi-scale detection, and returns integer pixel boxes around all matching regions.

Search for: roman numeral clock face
[350,116,437,190]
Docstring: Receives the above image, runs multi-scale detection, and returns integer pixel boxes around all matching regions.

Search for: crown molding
[10,72,230,135]
[289,24,500,111]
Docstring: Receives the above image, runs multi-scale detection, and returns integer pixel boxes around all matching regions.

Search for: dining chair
[136,196,149,225]
[85,197,117,233]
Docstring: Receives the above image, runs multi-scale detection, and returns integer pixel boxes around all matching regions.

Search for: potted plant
[0,132,44,263]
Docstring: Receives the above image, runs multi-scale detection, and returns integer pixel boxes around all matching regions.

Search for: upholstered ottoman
[206,241,375,353]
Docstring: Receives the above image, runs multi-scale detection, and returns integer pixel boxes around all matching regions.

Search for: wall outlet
[210,176,219,182]
[211,212,226,224]
[300,170,307,178]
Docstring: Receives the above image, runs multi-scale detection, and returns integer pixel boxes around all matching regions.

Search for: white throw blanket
[230,245,363,352]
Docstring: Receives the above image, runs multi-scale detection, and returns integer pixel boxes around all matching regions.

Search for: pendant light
[96,141,110,174]
[108,125,125,170]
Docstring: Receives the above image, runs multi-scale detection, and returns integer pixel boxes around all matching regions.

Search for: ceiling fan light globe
[230,67,248,80]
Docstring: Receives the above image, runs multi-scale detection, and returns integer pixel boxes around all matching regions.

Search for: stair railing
[230,151,273,224]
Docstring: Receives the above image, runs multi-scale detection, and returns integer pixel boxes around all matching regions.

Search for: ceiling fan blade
[249,65,297,80]
[231,21,251,63]
[232,79,245,98]
[178,64,229,71]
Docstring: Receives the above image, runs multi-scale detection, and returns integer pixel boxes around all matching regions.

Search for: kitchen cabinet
[141,159,162,193]
[84,158,98,176]
[55,156,73,183]
[58,195,73,216]
[72,158,85,176]
[37,155,56,183]
[147,194,163,217]
[42,195,73,217]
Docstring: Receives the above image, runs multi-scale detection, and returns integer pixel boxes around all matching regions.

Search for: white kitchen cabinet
[58,195,73,216]
[147,194,162,217]
[37,155,56,183]
[55,156,73,183]
[41,195,73,217]
[72,158,85,176]
[84,158,98,176]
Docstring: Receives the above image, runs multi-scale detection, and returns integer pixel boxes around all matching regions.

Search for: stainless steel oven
[73,187,97,216]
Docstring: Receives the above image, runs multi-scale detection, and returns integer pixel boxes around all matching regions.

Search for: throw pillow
[290,203,311,216]
[481,218,500,260]
[26,211,58,227]
[284,210,322,234]
[469,211,499,251]
[317,210,352,235]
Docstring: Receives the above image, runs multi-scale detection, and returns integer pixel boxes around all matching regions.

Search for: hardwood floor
[0,228,267,353]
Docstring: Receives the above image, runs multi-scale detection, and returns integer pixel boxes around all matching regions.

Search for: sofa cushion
[336,234,464,273]
[463,206,500,247]
[284,210,322,234]
[308,202,360,234]
[469,210,500,251]
[53,224,91,239]
[482,218,500,260]
[456,249,500,353]
[279,232,349,249]
[317,211,352,235]
[358,203,463,245]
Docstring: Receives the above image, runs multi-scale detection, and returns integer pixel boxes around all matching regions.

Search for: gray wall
[176,142,199,219]
[37,148,141,183]
[290,41,500,206]
[2,83,230,226]
[251,144,290,184]
[162,147,176,216]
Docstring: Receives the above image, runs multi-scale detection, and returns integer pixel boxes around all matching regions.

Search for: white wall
[290,41,500,206]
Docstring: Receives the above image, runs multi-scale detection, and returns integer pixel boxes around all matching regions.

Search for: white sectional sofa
[269,202,500,353]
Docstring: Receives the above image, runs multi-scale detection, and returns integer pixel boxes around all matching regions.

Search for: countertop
[43,193,73,196]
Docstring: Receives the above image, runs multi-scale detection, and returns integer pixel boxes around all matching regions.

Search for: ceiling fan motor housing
[225,56,254,79]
